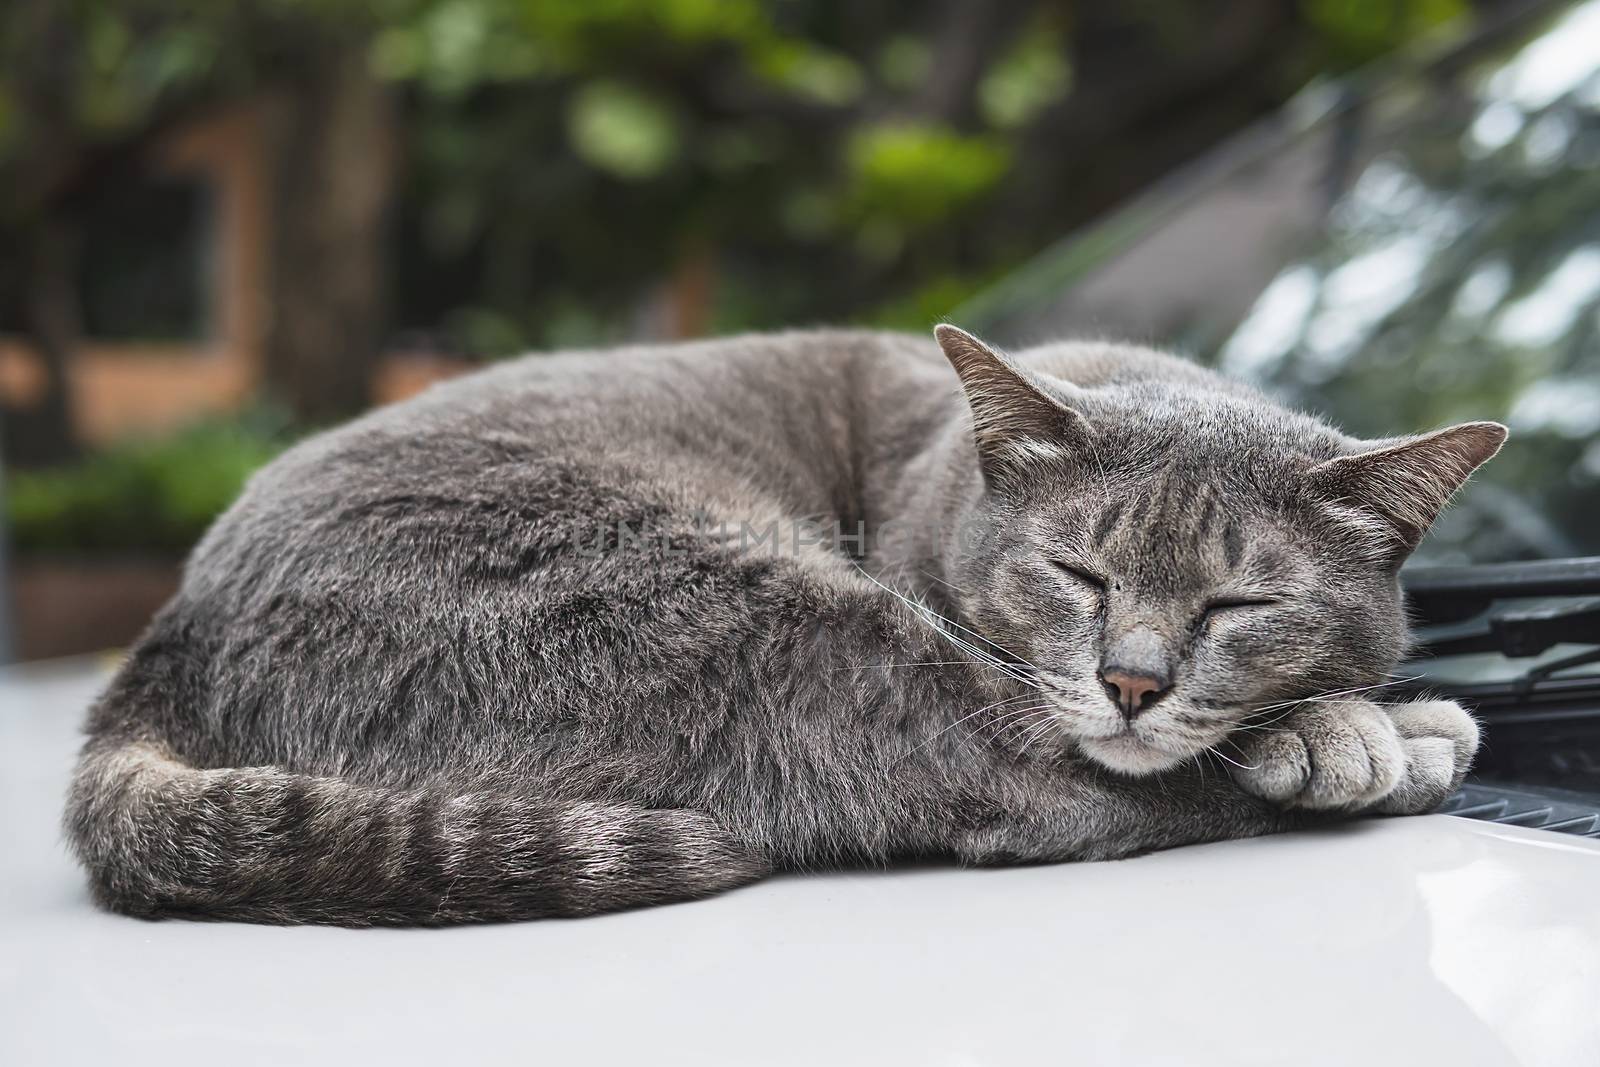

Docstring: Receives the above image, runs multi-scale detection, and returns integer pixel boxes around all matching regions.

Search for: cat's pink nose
[1100,669,1170,720]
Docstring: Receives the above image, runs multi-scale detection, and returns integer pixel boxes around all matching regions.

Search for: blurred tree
[2,0,97,465]
[380,0,1509,355]
[264,35,396,422]
[0,0,1517,460]
[0,0,398,442]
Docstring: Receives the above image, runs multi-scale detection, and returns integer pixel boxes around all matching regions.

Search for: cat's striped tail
[64,732,766,926]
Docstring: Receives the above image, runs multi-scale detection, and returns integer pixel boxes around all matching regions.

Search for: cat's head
[932,325,1506,776]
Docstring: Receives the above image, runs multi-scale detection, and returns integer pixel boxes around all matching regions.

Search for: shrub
[4,410,293,555]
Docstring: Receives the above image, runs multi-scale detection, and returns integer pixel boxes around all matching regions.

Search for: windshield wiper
[1409,596,1600,659]
[1402,557,1600,704]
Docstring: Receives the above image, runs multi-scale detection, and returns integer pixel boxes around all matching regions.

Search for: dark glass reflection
[1210,1,1600,564]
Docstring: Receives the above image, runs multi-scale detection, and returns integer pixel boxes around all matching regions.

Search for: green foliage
[843,122,1011,261]
[876,37,931,92]
[978,18,1071,129]
[567,80,680,179]
[1302,0,1469,67]
[2,0,1483,349]
[751,40,864,106]
[5,412,292,555]
[848,123,1012,227]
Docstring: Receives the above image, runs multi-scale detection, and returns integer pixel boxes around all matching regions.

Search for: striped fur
[67,733,765,926]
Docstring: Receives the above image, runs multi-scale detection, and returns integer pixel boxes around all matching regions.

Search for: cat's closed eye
[1051,560,1109,593]
[1199,597,1278,624]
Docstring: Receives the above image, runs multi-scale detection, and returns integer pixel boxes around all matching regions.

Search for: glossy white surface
[4,660,1598,1066]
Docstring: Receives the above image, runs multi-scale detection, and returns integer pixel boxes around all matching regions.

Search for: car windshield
[970,0,1600,567]
[1214,1,1600,566]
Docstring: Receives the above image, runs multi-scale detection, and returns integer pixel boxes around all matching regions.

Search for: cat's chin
[1077,734,1190,776]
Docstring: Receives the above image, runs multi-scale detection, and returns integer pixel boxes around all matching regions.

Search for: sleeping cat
[65,326,1502,926]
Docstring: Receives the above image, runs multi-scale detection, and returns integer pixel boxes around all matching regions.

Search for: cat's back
[112,329,942,768]
[273,327,936,475]
[183,329,942,597]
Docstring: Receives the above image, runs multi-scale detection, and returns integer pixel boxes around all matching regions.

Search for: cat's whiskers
[1203,743,1262,772]
[1201,677,1422,761]
[852,564,1046,691]
[984,703,1054,739]
[907,603,1043,684]
[917,567,971,596]
[900,694,1042,762]
[1211,705,1302,733]
[944,630,1039,687]
[1243,676,1417,716]
[935,615,1045,678]
[969,704,1055,749]
[1015,711,1066,756]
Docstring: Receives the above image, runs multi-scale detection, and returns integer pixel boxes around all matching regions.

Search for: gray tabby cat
[65,326,1503,926]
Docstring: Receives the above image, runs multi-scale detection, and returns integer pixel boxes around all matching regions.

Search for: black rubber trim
[1403,556,1600,624]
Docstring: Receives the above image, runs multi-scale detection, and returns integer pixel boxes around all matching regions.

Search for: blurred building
[0,97,467,448]
[0,101,270,444]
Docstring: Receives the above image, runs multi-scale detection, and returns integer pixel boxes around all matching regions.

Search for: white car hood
[4,661,1598,1066]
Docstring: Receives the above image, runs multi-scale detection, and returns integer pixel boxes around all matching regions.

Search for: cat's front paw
[1227,697,1479,813]
[1369,699,1480,815]
[1227,699,1405,810]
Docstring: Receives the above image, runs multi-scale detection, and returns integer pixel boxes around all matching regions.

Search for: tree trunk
[2,0,82,466]
[263,42,396,424]
[912,0,1035,129]
[2,216,82,466]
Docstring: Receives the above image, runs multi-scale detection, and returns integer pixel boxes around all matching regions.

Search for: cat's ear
[934,324,1089,482]
[1308,421,1507,556]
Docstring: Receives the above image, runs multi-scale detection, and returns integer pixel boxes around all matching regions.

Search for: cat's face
[934,325,1505,776]
[952,461,1408,775]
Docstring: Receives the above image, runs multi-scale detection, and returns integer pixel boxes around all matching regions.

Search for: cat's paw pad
[1370,700,1480,815]
[1229,700,1405,810]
